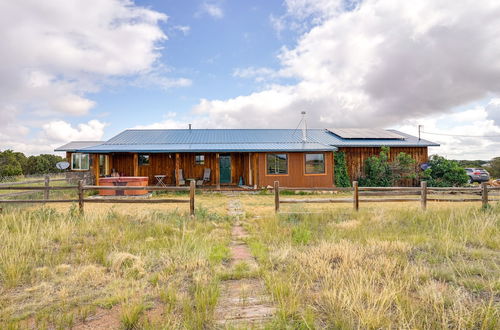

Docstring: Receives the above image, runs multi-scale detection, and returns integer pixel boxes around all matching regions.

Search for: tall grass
[248,203,500,329]
[0,206,231,328]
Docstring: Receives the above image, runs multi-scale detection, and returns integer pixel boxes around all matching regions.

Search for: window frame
[138,154,150,166]
[304,153,326,175]
[266,153,288,175]
[71,153,90,171]
[195,154,205,165]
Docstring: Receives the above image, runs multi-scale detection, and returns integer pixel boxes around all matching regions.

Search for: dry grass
[247,202,500,329]
[0,192,498,329]
[0,205,231,329]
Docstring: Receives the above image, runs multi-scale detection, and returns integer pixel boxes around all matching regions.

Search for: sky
[1,0,499,160]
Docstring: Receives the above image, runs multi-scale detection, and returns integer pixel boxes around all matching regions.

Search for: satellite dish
[56,161,70,170]
[420,163,430,171]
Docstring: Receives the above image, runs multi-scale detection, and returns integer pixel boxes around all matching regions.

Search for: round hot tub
[98,176,149,196]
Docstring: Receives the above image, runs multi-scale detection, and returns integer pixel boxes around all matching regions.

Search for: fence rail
[0,180,197,216]
[274,181,499,213]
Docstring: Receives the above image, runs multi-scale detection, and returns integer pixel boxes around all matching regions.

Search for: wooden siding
[256,152,334,188]
[338,147,428,184]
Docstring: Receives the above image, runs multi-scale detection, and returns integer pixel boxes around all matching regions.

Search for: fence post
[420,181,427,210]
[190,180,196,217]
[78,180,84,215]
[353,181,359,211]
[274,181,280,213]
[481,182,489,209]
[44,175,50,200]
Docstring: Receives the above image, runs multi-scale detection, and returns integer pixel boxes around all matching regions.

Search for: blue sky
[1,0,499,159]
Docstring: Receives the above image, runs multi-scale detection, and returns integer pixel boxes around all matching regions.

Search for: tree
[0,150,23,176]
[334,151,351,187]
[25,154,65,175]
[422,155,469,187]
[391,152,417,184]
[485,157,500,178]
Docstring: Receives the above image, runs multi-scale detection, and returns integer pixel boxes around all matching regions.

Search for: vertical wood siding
[256,151,334,188]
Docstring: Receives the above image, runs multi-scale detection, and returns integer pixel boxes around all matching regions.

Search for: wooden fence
[0,180,197,216]
[274,181,500,213]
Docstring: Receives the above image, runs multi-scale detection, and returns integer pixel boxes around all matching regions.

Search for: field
[0,193,498,329]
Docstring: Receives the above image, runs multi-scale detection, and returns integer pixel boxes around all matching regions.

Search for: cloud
[232,67,279,82]
[184,0,500,158]
[43,120,107,143]
[0,0,188,154]
[197,2,224,19]
[173,25,191,35]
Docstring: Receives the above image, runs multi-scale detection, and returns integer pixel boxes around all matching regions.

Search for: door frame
[219,154,231,184]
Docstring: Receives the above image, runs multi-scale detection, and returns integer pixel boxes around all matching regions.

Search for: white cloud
[173,25,191,35]
[232,67,279,82]
[43,119,107,143]
[0,0,188,154]
[184,0,500,159]
[197,2,224,19]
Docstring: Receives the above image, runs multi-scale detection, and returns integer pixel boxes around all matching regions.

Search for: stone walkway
[214,200,275,328]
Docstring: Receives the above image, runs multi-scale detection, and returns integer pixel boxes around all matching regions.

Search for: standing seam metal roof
[57,129,439,153]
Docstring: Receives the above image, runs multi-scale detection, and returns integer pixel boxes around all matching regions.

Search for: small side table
[155,175,167,187]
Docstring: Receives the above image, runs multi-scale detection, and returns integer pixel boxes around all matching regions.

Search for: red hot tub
[98,177,149,196]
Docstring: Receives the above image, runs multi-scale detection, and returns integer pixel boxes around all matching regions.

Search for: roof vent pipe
[301,111,307,142]
[189,123,192,131]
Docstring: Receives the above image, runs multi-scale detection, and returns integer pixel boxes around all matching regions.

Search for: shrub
[359,147,393,187]
[423,155,469,187]
[334,151,351,187]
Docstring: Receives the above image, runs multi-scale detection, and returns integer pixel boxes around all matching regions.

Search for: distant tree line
[0,150,65,177]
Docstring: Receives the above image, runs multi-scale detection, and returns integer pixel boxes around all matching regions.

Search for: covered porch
[91,152,259,189]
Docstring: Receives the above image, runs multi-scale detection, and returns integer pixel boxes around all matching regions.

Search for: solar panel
[327,128,405,140]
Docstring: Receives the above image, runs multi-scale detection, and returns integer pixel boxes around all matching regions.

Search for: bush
[334,151,351,187]
[359,147,393,187]
[422,155,469,187]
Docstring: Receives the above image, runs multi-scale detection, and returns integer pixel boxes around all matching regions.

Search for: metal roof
[58,128,439,153]
[328,128,405,140]
[54,141,105,152]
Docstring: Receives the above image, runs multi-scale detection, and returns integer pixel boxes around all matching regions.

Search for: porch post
[215,153,220,190]
[248,152,253,186]
[175,153,180,186]
[93,154,100,185]
[133,153,138,176]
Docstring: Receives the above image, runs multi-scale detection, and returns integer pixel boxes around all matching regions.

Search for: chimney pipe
[301,111,307,142]
[189,123,192,131]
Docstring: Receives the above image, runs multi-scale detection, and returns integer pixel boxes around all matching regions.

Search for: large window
[305,153,325,174]
[195,154,205,165]
[138,154,150,166]
[267,154,288,174]
[71,153,90,170]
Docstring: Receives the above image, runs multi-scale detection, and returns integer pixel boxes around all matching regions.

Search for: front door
[219,154,231,184]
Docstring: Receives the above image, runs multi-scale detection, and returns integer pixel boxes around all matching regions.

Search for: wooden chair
[177,169,185,185]
[197,168,211,186]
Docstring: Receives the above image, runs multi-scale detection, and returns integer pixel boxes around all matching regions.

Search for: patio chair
[197,168,211,186]
[177,169,185,185]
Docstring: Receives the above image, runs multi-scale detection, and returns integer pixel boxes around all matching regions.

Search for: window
[267,154,288,174]
[305,153,325,174]
[195,154,205,165]
[138,154,150,166]
[71,153,90,170]
[99,155,109,176]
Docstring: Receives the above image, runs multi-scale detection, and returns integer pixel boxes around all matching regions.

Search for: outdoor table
[154,175,167,187]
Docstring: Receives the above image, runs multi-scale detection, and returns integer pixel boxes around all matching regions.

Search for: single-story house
[55,128,439,188]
